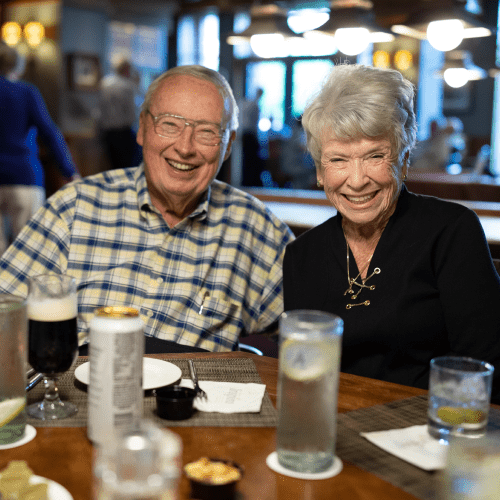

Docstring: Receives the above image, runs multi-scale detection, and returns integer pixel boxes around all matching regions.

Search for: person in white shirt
[97,56,139,170]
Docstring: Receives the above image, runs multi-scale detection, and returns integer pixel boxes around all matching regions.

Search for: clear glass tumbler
[427,356,494,441]
[440,434,500,500]
[93,420,182,500]
[0,294,27,445]
[277,309,343,473]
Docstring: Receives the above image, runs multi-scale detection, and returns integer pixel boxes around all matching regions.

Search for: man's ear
[137,112,146,147]
[223,131,237,161]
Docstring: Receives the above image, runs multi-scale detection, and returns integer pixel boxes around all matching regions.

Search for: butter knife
[26,372,43,392]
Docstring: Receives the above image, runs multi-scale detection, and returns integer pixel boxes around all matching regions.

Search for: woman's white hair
[141,65,239,133]
[302,64,417,172]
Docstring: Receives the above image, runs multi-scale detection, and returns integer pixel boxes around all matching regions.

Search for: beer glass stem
[42,376,61,403]
[27,375,78,420]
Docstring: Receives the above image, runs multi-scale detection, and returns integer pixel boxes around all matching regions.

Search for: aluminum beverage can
[87,306,145,446]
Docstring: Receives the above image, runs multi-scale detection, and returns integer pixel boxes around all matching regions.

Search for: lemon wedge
[0,398,25,428]
[280,339,339,382]
[437,406,486,425]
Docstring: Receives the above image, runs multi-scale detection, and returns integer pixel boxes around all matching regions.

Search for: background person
[0,42,80,254]
[97,55,140,170]
[283,64,500,397]
[0,65,294,351]
[240,87,266,186]
[411,116,467,172]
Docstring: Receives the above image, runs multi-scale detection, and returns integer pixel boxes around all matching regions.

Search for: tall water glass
[27,274,78,420]
[0,295,27,445]
[427,356,494,441]
[277,310,343,473]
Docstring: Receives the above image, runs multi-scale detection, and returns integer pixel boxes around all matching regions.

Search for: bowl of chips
[184,457,243,500]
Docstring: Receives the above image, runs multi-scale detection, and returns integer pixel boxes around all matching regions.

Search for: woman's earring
[403,174,408,181]
[317,180,322,188]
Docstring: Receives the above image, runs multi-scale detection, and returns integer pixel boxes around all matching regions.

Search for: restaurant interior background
[0,0,499,199]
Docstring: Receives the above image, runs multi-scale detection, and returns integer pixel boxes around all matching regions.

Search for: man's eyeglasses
[147,111,224,146]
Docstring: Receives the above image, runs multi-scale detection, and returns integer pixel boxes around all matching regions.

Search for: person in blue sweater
[0,42,80,253]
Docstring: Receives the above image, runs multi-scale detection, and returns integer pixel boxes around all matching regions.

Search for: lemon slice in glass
[437,406,487,425]
[0,398,25,428]
[280,339,338,382]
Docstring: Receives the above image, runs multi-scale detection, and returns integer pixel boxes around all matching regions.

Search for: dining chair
[238,334,278,358]
[239,343,264,356]
[493,259,500,275]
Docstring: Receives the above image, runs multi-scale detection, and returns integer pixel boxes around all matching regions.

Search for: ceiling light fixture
[1,22,22,46]
[436,50,487,87]
[392,1,494,52]
[304,0,394,57]
[226,4,303,58]
[1,21,45,48]
[24,22,45,48]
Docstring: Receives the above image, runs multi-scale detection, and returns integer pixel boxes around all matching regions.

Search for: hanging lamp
[226,4,303,58]
[304,0,394,56]
[435,50,487,87]
[391,1,495,52]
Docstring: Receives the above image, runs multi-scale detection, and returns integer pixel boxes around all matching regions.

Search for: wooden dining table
[1,352,429,500]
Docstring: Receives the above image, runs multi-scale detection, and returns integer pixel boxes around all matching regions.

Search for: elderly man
[0,65,294,351]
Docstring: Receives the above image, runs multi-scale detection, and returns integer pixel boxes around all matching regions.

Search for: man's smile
[168,159,197,172]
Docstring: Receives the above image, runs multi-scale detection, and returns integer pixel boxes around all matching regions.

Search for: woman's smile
[343,191,379,205]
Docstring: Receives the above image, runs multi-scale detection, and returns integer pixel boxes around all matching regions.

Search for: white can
[87,306,145,446]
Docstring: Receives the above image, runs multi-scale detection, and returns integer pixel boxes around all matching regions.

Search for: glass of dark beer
[26,274,78,420]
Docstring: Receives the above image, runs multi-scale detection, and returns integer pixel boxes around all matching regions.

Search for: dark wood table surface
[2,352,427,500]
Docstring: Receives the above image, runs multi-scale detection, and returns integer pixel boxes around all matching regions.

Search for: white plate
[0,474,73,500]
[33,475,73,500]
[74,358,182,390]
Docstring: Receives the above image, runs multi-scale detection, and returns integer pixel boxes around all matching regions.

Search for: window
[177,11,219,70]
[107,21,167,101]
[292,59,334,118]
[246,61,286,132]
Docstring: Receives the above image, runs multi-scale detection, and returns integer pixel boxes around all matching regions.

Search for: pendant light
[304,0,394,57]
[226,4,303,58]
[391,1,494,52]
[436,50,487,87]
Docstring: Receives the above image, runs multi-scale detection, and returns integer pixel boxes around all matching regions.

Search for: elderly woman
[283,64,500,395]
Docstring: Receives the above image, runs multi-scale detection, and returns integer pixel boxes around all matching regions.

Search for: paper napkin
[360,425,449,471]
[179,379,266,413]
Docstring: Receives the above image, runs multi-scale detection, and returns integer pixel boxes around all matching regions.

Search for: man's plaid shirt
[0,166,295,351]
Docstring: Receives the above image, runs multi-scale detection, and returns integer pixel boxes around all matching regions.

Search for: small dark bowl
[155,385,196,420]
[185,458,244,500]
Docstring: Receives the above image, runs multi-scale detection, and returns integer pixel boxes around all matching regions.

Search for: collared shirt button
[146,310,154,318]
[156,277,163,284]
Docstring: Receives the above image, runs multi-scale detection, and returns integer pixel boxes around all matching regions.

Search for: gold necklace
[343,239,381,309]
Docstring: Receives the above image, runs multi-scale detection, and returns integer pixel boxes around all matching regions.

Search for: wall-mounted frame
[66,53,100,91]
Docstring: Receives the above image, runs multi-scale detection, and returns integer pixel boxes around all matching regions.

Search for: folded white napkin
[360,425,449,471]
[179,379,266,413]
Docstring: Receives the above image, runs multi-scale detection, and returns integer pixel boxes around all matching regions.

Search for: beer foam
[27,295,78,321]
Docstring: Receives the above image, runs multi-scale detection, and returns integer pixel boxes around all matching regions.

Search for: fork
[188,360,207,400]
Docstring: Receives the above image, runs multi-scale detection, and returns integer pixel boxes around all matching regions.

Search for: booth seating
[405,172,500,202]
[247,188,500,259]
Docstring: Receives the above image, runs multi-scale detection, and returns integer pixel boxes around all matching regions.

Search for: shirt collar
[135,163,210,221]
[135,164,152,213]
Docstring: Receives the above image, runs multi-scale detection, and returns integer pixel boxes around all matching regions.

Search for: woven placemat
[337,395,500,500]
[27,357,277,428]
